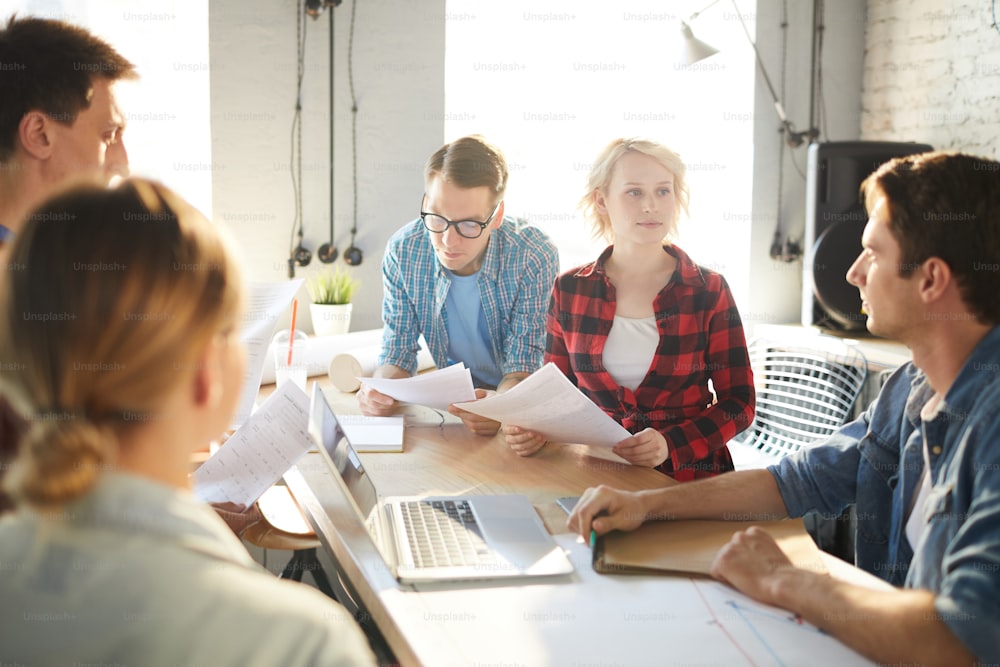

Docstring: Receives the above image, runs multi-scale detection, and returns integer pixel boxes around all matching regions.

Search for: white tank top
[602,315,658,391]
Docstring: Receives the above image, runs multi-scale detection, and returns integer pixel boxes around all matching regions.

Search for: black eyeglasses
[420,197,502,239]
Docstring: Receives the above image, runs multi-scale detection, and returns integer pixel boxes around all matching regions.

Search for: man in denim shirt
[569,152,1000,665]
[358,135,558,435]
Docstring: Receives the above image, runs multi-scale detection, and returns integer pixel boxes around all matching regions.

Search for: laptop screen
[309,384,378,520]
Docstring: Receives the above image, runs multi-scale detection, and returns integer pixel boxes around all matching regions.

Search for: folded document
[592,518,828,576]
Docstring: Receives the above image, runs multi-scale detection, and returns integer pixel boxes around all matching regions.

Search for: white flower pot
[310,302,352,336]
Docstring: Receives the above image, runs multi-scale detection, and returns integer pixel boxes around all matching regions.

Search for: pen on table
[588,510,607,546]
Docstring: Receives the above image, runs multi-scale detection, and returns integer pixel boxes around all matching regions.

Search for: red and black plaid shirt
[546,245,755,481]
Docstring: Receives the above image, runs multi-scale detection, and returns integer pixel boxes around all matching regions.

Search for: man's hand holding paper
[453,363,632,448]
[357,363,477,412]
[448,388,502,436]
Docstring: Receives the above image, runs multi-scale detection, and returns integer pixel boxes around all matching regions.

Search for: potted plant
[307,266,360,336]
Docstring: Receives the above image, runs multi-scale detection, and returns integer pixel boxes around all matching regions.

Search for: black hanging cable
[329,7,337,250]
[342,0,363,266]
[815,0,829,139]
[348,0,358,240]
[783,12,807,188]
[288,7,311,277]
[782,0,819,182]
[318,6,338,263]
[809,0,824,141]
[770,0,794,260]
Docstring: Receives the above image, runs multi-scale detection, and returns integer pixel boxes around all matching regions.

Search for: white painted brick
[861,0,999,156]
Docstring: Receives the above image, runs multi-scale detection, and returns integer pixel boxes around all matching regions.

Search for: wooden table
[283,383,880,667]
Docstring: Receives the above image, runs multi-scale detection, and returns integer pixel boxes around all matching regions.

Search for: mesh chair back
[731,336,868,460]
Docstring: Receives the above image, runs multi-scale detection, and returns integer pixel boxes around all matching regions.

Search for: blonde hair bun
[6,416,116,508]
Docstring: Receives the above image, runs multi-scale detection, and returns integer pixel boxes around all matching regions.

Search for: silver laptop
[308,384,574,584]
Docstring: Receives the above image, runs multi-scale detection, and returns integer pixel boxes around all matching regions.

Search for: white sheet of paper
[193,381,313,507]
[452,363,632,447]
[232,280,303,428]
[358,362,476,410]
[338,415,405,452]
[411,534,875,666]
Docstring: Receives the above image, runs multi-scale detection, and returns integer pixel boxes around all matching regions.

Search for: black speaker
[802,141,933,332]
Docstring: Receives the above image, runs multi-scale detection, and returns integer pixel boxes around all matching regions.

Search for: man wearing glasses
[358,135,559,435]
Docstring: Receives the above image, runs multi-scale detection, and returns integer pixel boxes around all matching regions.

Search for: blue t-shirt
[444,270,502,388]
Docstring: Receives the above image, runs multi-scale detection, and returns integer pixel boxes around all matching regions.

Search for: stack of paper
[338,415,405,453]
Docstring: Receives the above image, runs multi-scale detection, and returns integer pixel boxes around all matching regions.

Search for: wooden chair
[240,485,337,599]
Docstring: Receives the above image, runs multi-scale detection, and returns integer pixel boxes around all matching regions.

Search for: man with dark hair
[0,15,137,512]
[357,135,559,435]
[569,151,1000,665]
[0,14,136,248]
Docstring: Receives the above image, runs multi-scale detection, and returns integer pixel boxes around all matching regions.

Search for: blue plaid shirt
[771,325,1000,663]
[378,217,559,382]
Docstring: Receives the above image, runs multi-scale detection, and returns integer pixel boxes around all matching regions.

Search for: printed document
[453,363,632,447]
[232,280,303,428]
[193,381,312,507]
[358,362,476,410]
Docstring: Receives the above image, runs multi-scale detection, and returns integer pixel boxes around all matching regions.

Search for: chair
[728,335,868,470]
[240,486,338,600]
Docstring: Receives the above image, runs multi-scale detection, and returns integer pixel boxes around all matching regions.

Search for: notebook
[337,415,405,452]
[308,384,575,584]
[592,517,829,576]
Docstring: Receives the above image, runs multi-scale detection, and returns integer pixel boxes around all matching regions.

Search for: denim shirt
[770,325,1000,663]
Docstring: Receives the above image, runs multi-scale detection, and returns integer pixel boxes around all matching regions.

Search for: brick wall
[861,0,1000,157]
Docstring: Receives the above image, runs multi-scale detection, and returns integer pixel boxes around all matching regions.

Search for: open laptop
[308,384,574,584]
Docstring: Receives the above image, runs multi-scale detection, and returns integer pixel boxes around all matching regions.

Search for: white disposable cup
[272,329,309,392]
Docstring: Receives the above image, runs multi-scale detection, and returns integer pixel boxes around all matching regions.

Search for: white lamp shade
[679,21,720,65]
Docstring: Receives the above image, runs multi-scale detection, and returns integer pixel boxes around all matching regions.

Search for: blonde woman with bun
[0,179,374,666]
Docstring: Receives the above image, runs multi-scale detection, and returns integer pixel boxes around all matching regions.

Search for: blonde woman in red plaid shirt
[504,138,755,481]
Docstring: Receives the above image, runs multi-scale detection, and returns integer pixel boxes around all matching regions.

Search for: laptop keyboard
[400,499,496,569]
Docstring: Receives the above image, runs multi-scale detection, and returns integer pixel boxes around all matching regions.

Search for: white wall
[8,0,214,214]
[209,0,445,332]
[211,0,1000,335]
[861,0,1000,157]
[209,0,867,335]
[744,0,866,331]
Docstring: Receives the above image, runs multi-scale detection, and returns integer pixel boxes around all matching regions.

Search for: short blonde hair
[0,179,244,508]
[579,138,690,243]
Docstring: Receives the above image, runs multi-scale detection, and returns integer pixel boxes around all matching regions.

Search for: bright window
[444,0,756,311]
[5,0,212,215]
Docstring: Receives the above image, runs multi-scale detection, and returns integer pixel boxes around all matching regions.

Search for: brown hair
[424,135,508,203]
[0,14,137,160]
[579,138,690,244]
[0,179,243,508]
[861,151,1000,325]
